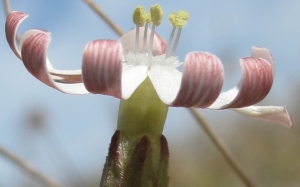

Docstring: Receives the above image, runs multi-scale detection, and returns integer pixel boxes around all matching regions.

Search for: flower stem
[0,144,61,187]
[189,108,256,187]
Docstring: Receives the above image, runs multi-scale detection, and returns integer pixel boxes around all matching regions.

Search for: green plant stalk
[100,78,169,187]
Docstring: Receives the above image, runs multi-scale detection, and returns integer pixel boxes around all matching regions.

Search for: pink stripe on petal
[5,11,28,59]
[82,40,123,98]
[225,57,273,108]
[171,52,224,108]
[21,32,89,94]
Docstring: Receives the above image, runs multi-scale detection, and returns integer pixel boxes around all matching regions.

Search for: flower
[5,10,292,128]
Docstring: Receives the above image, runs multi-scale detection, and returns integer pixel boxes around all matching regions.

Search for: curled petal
[251,46,275,75]
[119,27,166,55]
[209,47,274,109]
[82,40,123,98]
[232,106,292,128]
[171,52,224,107]
[5,11,28,59]
[21,32,89,94]
[5,11,81,84]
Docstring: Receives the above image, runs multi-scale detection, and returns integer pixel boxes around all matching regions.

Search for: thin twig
[3,0,10,15]
[190,108,255,187]
[0,144,61,187]
[84,0,124,37]
[84,1,256,186]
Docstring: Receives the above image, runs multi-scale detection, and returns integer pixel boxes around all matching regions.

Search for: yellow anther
[145,12,153,24]
[168,10,190,28]
[150,4,163,26]
[133,6,146,26]
[168,13,177,27]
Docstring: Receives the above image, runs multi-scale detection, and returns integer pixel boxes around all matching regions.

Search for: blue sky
[0,0,299,186]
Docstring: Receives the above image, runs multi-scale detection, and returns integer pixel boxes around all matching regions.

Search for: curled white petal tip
[251,46,275,72]
[5,11,28,59]
[232,106,292,128]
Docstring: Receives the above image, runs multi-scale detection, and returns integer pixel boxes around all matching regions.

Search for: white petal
[232,106,292,128]
[121,64,148,99]
[148,65,182,104]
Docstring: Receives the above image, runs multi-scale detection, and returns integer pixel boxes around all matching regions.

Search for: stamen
[148,4,163,56]
[143,12,152,53]
[148,24,156,55]
[169,28,181,56]
[133,6,146,52]
[165,13,177,55]
[167,10,190,56]
[143,23,148,53]
[174,10,190,28]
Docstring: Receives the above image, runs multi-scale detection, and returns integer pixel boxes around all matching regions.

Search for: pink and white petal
[82,40,123,98]
[232,106,292,128]
[5,11,28,59]
[20,30,83,84]
[21,32,89,94]
[251,46,275,74]
[209,57,273,109]
[171,52,224,108]
[121,64,148,99]
[19,29,49,53]
[119,27,166,55]
[148,65,182,104]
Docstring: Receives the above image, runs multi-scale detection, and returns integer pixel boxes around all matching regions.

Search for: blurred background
[0,0,299,186]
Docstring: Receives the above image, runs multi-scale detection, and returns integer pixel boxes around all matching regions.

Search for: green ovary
[117,77,169,142]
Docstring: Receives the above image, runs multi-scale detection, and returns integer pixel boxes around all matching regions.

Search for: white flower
[5,11,292,127]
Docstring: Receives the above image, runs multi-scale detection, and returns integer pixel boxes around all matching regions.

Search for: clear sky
[0,0,299,186]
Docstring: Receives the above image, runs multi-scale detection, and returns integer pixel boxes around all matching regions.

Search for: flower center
[127,4,190,69]
[125,52,181,70]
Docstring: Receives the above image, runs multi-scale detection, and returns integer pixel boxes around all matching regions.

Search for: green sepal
[100,131,169,187]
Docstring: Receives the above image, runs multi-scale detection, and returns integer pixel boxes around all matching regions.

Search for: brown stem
[3,0,10,15]
[0,144,61,187]
[189,108,256,187]
[83,0,124,37]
